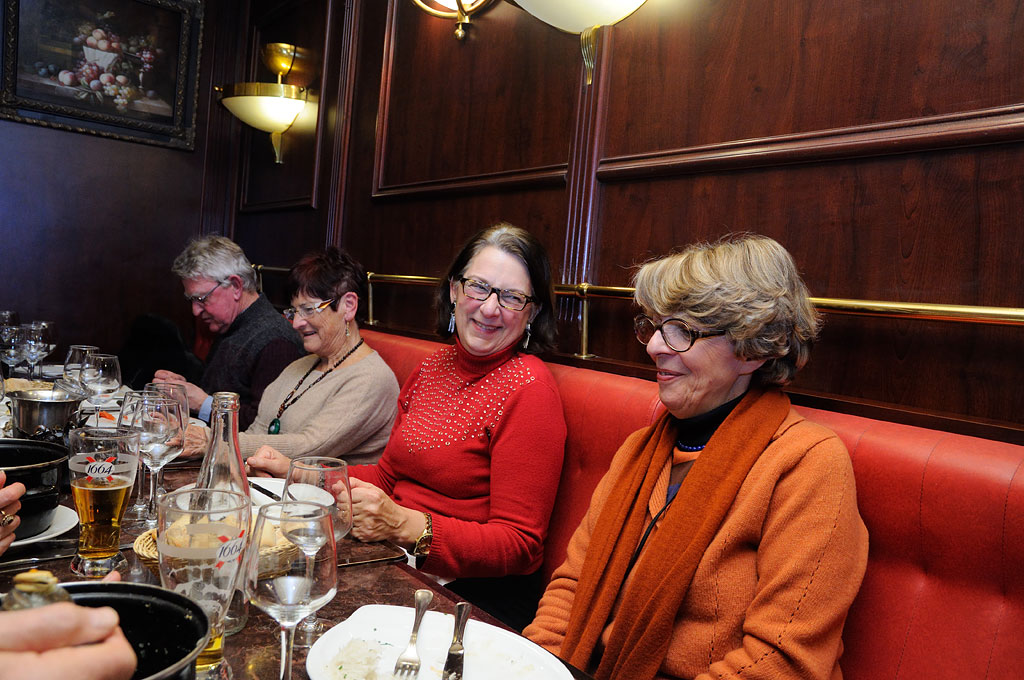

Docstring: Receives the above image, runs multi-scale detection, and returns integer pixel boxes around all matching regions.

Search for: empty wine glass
[63,345,98,388]
[145,382,189,495]
[28,321,57,378]
[21,325,48,380]
[282,456,352,647]
[121,395,184,529]
[80,353,122,406]
[245,501,337,680]
[117,390,160,525]
[0,325,25,379]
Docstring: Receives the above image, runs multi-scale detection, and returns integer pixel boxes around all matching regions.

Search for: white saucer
[11,505,79,546]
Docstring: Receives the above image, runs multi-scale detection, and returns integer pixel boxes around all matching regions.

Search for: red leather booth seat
[362,329,1024,679]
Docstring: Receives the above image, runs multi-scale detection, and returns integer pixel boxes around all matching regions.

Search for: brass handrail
[259,268,1024,357]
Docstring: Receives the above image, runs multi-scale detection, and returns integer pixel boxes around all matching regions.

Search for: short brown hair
[633,234,820,386]
[287,247,368,323]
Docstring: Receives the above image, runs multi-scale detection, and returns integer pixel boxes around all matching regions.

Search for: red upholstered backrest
[795,406,1024,680]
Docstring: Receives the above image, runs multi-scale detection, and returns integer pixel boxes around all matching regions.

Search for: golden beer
[71,476,132,559]
[195,631,225,671]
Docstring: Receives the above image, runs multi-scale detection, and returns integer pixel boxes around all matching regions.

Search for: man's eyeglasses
[283,298,336,322]
[458,278,534,312]
[184,281,226,307]
[633,315,726,353]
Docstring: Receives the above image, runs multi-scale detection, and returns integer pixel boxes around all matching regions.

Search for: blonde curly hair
[632,234,820,387]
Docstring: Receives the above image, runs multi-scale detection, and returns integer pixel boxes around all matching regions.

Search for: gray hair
[633,233,820,387]
[172,236,258,292]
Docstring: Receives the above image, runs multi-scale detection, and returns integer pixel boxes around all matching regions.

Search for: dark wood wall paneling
[230,0,354,269]
[334,0,1023,442]
[0,0,246,358]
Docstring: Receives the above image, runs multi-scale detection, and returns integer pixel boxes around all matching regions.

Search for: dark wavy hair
[286,247,368,323]
[434,223,557,354]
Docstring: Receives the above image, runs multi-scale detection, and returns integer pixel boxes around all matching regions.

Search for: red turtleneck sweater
[349,339,566,579]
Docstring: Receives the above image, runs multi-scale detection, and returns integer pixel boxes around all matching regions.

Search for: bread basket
[133,528,299,577]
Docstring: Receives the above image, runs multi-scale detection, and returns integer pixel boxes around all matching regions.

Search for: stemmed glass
[245,501,337,680]
[282,456,352,646]
[0,325,25,379]
[122,395,184,529]
[145,382,190,495]
[63,344,98,388]
[21,325,49,380]
[80,353,122,407]
[118,390,158,525]
[157,488,250,680]
[28,321,57,378]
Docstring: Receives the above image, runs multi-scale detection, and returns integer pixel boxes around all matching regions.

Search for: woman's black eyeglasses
[458,278,534,311]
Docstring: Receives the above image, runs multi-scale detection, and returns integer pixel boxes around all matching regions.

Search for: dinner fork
[394,589,433,677]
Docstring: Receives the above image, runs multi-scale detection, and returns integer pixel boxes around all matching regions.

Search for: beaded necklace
[267,338,364,434]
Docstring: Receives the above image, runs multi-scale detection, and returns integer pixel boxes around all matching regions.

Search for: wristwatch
[412,512,433,556]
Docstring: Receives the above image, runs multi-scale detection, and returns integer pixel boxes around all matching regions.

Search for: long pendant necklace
[267,338,364,434]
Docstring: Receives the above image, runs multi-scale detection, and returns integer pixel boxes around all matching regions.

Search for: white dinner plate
[177,477,286,506]
[10,505,79,546]
[306,604,571,680]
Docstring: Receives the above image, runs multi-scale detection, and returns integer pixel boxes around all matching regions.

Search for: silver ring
[0,510,14,528]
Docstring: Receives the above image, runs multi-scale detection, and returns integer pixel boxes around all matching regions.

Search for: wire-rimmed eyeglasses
[184,281,227,307]
[283,298,336,322]
[458,278,534,312]
[633,315,726,353]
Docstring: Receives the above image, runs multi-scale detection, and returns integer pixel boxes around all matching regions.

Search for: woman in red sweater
[250,223,567,630]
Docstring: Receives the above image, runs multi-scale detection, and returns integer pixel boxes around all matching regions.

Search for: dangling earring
[345,322,350,338]
[448,303,456,333]
[523,323,532,349]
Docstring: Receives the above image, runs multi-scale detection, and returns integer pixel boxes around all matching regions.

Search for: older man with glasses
[154,236,304,430]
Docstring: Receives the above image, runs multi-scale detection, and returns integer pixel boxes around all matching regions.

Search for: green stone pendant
[268,418,281,435]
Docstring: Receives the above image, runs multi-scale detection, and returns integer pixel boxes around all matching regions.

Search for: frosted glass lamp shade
[514,0,646,33]
[221,83,306,133]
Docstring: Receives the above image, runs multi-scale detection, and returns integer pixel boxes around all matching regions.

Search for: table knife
[441,601,471,680]
[248,479,282,502]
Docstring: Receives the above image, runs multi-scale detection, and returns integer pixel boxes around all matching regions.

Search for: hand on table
[152,370,208,413]
[0,595,137,680]
[0,470,26,556]
[245,446,291,478]
[182,423,209,459]
[347,478,424,549]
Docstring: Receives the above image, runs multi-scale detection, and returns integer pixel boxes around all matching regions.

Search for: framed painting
[0,0,203,149]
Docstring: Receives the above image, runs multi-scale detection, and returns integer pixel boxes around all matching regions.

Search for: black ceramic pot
[0,439,67,539]
[63,581,210,680]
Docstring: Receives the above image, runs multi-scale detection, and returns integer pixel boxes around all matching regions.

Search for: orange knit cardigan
[525,407,869,680]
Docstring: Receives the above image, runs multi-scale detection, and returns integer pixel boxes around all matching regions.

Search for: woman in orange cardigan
[525,234,869,680]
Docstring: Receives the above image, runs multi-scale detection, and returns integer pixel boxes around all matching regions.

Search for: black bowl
[0,439,67,539]
[63,581,210,680]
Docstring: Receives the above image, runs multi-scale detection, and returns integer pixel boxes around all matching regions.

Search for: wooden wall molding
[598,104,1024,181]
[370,164,567,198]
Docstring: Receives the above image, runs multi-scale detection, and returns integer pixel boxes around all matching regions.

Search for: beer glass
[68,427,140,578]
[157,488,250,680]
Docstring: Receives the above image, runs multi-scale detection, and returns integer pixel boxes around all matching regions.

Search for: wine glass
[145,382,189,495]
[117,390,160,525]
[80,353,122,406]
[0,325,25,379]
[282,456,352,646]
[245,501,337,680]
[157,488,250,680]
[21,325,48,380]
[63,344,98,388]
[0,311,18,326]
[67,427,140,578]
[122,395,184,529]
[28,321,57,378]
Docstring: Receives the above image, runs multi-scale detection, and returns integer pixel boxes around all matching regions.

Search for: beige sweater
[239,350,399,466]
[526,409,869,680]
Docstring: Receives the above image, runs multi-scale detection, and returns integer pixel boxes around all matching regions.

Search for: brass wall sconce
[220,43,315,164]
[410,0,498,40]
[512,0,648,84]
